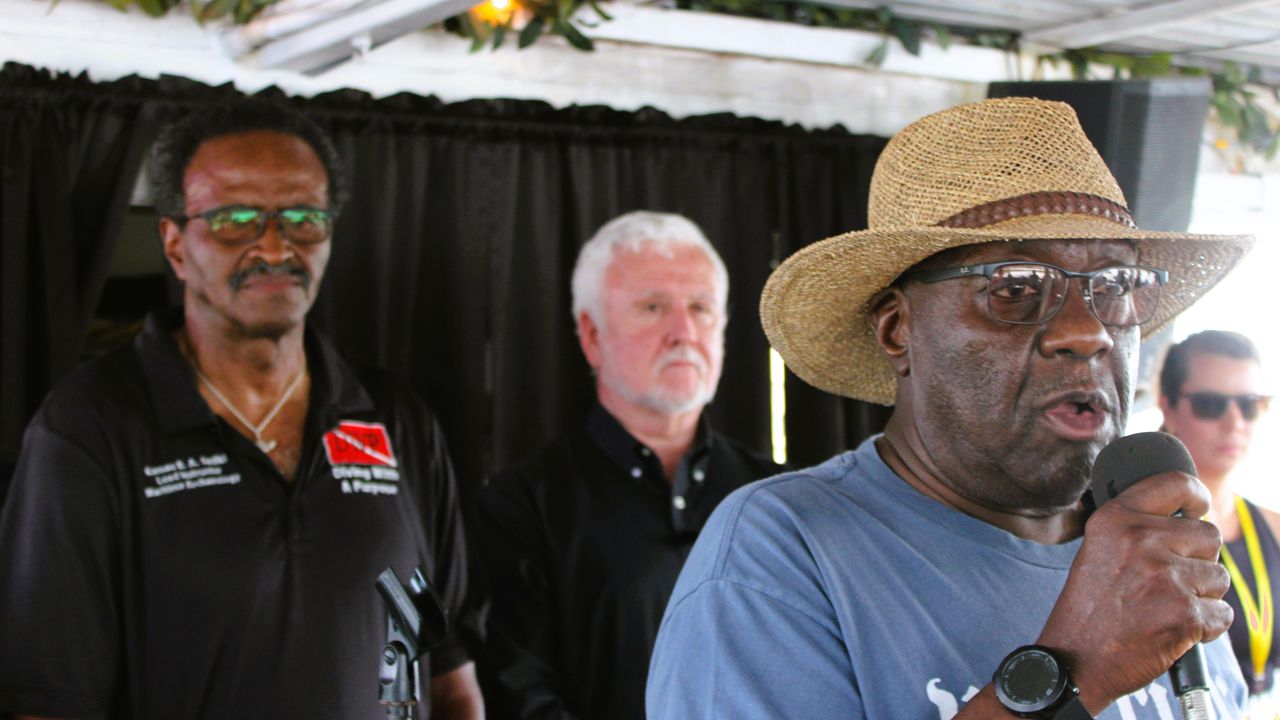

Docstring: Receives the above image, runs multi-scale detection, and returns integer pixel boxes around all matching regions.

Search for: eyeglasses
[174,205,334,246]
[1181,392,1272,422]
[908,261,1168,327]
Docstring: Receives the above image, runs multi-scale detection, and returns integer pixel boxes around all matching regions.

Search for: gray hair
[570,211,729,328]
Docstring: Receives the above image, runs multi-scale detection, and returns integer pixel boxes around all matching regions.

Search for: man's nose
[665,306,700,344]
[252,217,294,262]
[1221,399,1250,429]
[1038,280,1115,360]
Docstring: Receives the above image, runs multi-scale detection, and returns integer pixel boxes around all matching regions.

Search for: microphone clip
[376,566,450,718]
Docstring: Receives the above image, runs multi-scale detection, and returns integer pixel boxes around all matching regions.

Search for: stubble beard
[922,349,1124,514]
[930,404,1101,513]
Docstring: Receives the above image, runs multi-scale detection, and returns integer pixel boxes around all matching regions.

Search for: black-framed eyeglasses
[174,205,334,246]
[907,261,1169,328]
[1181,392,1272,422]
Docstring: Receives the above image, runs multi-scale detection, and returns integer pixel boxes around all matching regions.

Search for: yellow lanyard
[1221,495,1275,685]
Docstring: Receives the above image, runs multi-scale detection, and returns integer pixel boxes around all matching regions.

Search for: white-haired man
[472,211,783,720]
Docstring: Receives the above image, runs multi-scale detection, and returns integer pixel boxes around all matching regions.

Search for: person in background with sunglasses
[0,100,484,719]
[1159,330,1278,707]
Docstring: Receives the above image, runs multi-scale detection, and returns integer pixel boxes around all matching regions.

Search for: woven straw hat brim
[760,213,1255,406]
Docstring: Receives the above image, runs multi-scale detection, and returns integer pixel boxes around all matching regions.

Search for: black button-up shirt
[474,404,784,720]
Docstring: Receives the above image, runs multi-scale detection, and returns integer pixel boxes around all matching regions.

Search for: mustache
[229,262,311,291]
[657,347,708,373]
[1032,374,1116,407]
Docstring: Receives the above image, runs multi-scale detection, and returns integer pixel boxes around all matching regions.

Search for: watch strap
[1050,690,1094,720]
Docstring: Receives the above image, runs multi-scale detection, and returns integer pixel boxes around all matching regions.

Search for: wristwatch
[993,645,1094,719]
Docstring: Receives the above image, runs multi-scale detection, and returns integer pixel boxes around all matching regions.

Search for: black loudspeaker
[988,79,1212,233]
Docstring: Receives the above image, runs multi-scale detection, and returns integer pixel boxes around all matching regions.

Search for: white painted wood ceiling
[816,0,1280,79]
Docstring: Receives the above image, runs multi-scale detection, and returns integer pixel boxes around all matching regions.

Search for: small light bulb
[492,0,509,9]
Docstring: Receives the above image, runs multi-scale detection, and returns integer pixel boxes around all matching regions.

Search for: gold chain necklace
[193,364,305,455]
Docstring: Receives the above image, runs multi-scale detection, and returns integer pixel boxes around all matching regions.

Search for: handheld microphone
[1090,431,1210,720]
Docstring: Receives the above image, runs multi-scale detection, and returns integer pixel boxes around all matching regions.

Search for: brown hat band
[935,191,1136,230]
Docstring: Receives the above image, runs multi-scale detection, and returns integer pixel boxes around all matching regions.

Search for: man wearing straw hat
[646,97,1253,719]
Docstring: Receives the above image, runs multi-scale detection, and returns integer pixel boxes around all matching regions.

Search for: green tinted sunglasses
[175,205,333,246]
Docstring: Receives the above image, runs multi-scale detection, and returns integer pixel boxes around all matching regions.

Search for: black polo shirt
[0,310,482,719]
[474,404,784,720]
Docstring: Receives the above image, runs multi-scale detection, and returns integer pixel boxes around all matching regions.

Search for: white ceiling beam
[218,0,372,57]
[248,0,477,73]
[1024,0,1280,48]
[586,3,1024,83]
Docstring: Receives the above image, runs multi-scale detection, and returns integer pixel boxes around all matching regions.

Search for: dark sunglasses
[1181,392,1272,421]
[174,205,334,246]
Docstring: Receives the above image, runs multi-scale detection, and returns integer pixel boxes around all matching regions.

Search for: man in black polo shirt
[473,211,783,720]
[0,101,483,719]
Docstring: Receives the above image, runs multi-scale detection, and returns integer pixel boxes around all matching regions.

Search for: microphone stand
[376,567,450,719]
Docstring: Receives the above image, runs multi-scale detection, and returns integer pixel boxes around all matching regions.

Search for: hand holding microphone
[1091,432,1220,718]
[1032,432,1234,716]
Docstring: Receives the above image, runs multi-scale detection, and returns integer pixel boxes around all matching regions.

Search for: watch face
[995,647,1069,714]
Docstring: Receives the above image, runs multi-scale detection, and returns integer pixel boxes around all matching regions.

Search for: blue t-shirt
[647,438,1247,719]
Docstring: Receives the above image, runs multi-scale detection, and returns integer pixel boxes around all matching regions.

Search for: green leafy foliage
[518,16,545,48]
[865,40,888,67]
[444,0,607,53]
[135,0,176,17]
[448,1,1015,62]
[888,18,918,56]
[196,0,235,22]
[89,0,274,24]
[1039,48,1175,80]
[931,23,950,51]
[1212,61,1280,159]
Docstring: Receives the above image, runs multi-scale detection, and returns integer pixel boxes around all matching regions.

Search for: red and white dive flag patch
[323,421,398,468]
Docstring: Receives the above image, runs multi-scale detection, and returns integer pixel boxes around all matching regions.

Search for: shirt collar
[586,402,713,474]
[136,308,374,435]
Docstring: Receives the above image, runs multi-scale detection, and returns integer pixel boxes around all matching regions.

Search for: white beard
[599,345,718,415]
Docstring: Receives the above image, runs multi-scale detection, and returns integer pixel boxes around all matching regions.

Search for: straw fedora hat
[760,97,1255,406]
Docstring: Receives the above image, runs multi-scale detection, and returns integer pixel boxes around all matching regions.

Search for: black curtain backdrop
[0,62,890,508]
[0,66,158,478]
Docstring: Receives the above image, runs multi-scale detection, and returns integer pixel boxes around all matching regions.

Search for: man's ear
[160,217,188,282]
[1157,394,1175,433]
[577,312,604,372]
[867,286,911,378]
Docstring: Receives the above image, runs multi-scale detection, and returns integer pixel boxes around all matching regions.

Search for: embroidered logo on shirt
[324,420,400,495]
[324,421,397,467]
[141,453,240,499]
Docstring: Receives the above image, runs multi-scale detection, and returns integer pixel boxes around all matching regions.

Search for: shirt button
[630,467,642,479]
[692,468,706,482]
[672,495,687,510]
[640,447,652,457]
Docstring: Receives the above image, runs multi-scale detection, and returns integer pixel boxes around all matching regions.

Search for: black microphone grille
[1090,431,1198,504]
